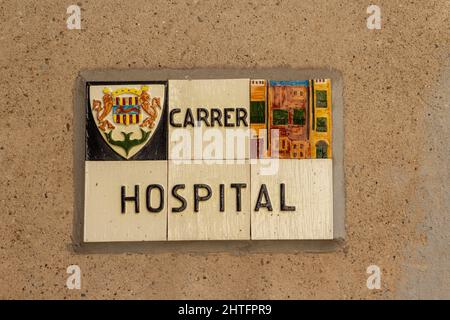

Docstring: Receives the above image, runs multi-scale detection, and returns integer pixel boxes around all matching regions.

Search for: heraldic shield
[88,84,165,159]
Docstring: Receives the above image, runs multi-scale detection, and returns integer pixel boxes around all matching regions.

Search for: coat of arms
[89,84,165,159]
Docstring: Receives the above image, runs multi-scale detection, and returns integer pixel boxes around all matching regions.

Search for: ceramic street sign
[82,78,334,242]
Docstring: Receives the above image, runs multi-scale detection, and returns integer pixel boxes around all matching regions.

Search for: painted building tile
[268,80,311,159]
[250,79,268,159]
[309,79,332,159]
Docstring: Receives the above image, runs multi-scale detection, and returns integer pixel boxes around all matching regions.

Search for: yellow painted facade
[309,79,332,159]
[250,79,268,158]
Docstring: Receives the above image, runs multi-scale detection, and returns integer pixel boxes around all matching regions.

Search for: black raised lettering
[230,183,247,212]
[197,108,210,127]
[224,108,235,127]
[254,184,273,211]
[121,185,139,214]
[236,108,248,127]
[146,184,164,213]
[184,108,195,127]
[169,108,182,127]
[171,184,187,213]
[219,184,225,212]
[280,183,295,211]
[194,184,212,212]
[210,108,223,127]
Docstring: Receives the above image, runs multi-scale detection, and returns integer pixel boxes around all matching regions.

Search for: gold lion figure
[92,92,115,131]
[139,89,161,128]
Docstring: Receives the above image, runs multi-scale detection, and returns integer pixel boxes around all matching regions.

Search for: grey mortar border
[72,68,345,254]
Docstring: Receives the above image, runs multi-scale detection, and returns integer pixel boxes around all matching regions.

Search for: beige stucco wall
[0,0,449,299]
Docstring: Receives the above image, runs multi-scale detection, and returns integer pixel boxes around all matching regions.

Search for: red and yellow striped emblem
[113,114,142,124]
[112,96,142,125]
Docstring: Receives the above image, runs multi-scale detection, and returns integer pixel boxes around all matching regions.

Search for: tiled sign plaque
[77,70,344,244]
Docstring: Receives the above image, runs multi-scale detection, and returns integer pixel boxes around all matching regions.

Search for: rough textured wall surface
[0,0,448,299]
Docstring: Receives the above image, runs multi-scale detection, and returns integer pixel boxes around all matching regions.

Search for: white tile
[168,161,251,240]
[84,161,167,242]
[168,79,250,160]
[251,159,333,239]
